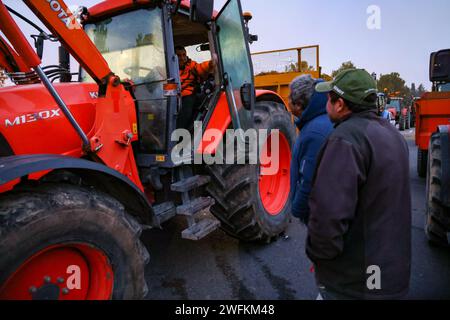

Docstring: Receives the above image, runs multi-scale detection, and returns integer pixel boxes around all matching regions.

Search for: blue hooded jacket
[290,80,334,224]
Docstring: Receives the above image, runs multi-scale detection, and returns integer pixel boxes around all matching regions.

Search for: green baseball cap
[316,69,378,107]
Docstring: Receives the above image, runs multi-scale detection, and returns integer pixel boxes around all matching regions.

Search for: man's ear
[336,98,348,114]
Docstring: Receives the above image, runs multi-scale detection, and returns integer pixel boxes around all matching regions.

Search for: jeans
[177,94,197,130]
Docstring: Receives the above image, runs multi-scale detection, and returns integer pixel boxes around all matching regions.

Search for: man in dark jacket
[289,75,334,224]
[307,69,411,299]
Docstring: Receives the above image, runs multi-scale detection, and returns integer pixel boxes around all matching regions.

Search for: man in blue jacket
[289,75,334,225]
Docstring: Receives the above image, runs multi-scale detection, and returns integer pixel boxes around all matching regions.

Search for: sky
[3,0,450,90]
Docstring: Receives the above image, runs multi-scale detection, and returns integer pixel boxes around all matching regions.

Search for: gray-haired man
[289,75,333,225]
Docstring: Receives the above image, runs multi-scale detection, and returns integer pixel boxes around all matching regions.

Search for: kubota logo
[5,109,62,127]
[46,0,80,30]
[89,92,99,99]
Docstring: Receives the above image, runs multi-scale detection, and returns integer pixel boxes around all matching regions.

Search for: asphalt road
[142,128,450,300]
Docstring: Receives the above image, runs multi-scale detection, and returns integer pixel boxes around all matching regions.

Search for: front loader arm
[0,35,31,73]
[22,0,112,85]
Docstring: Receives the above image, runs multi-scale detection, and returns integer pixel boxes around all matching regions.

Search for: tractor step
[153,201,177,224]
[181,217,221,241]
[176,197,215,216]
[171,175,211,193]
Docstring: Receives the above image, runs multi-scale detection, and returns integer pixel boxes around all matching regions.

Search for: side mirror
[430,49,450,83]
[240,83,254,111]
[242,11,258,44]
[190,0,214,24]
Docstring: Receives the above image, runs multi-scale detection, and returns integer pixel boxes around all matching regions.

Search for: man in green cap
[306,69,411,299]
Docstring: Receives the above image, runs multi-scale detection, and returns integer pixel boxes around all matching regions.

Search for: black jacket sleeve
[306,137,367,261]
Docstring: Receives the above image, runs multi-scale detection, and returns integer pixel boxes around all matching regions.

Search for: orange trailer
[415,91,450,176]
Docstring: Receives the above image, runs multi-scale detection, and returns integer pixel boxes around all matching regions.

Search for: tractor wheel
[0,184,149,300]
[425,133,450,246]
[417,149,428,178]
[406,112,411,130]
[206,101,296,242]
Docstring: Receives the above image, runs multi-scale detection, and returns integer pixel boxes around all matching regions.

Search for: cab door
[213,0,255,130]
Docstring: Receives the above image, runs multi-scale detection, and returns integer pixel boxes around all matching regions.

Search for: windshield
[81,8,166,84]
[388,99,402,111]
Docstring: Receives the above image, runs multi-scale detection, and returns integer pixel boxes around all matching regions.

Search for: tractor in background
[386,96,401,126]
[386,95,413,131]
[418,49,450,246]
[416,50,450,179]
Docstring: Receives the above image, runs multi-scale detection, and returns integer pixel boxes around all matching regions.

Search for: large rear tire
[425,133,450,246]
[0,184,149,300]
[206,101,296,242]
[417,149,428,178]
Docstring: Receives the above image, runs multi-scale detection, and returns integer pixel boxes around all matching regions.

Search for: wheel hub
[0,244,114,300]
[258,131,291,215]
[30,283,61,300]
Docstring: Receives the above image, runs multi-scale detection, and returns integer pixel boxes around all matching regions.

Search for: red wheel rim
[0,244,114,300]
[259,131,291,215]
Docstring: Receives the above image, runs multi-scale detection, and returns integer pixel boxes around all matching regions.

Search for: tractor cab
[430,49,450,92]
[387,97,402,112]
[81,0,255,168]
[386,97,402,121]
[438,83,450,92]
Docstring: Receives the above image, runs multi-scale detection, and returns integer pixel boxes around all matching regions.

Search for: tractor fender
[435,125,450,207]
[198,90,288,155]
[255,90,287,109]
[0,154,158,227]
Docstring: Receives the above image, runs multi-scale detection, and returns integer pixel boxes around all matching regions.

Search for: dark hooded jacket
[290,81,334,224]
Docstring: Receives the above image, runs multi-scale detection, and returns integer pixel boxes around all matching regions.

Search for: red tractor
[0,0,295,299]
[417,49,450,246]
[386,96,400,125]
[386,96,412,131]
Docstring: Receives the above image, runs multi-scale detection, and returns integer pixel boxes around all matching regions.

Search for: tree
[321,73,333,82]
[284,61,314,73]
[417,84,427,96]
[284,62,297,73]
[377,72,410,97]
[332,61,356,78]
[411,83,417,96]
[300,61,314,72]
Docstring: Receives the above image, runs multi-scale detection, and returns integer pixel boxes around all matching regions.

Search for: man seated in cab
[175,45,215,129]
